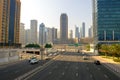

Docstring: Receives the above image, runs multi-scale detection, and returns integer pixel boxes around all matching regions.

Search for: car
[83,56,88,60]
[48,53,52,56]
[53,53,57,56]
[44,56,51,60]
[28,57,36,62]
[29,58,39,64]
[94,60,101,65]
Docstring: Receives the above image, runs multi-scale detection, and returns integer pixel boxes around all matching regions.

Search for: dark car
[94,60,101,65]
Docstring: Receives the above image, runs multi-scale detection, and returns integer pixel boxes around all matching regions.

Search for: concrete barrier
[0,49,19,65]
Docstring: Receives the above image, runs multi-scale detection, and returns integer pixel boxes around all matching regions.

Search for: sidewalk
[92,56,120,78]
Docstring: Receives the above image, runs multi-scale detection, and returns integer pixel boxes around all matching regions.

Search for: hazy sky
[20,0,92,36]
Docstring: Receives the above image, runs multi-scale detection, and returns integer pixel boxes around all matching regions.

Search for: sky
[20,0,92,37]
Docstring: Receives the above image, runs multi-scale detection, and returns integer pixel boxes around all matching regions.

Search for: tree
[86,44,90,51]
[101,44,109,56]
[45,43,52,48]
[114,44,120,59]
[25,44,40,48]
[108,44,116,58]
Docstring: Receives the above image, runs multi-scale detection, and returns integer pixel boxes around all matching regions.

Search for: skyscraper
[75,25,79,39]
[25,29,31,44]
[47,28,52,43]
[88,26,93,38]
[39,23,45,45]
[52,27,58,42]
[93,0,120,44]
[60,13,68,43]
[82,22,85,38]
[0,0,21,47]
[30,20,37,43]
[19,23,25,45]
[70,30,73,39]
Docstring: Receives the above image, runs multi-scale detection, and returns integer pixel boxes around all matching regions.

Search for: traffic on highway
[0,51,119,80]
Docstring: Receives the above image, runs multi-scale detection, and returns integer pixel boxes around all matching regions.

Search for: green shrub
[113,58,120,62]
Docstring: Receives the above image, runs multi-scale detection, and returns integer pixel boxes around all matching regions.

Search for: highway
[0,59,49,80]
[0,52,119,80]
[27,52,120,80]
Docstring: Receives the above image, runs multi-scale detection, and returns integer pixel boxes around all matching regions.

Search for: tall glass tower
[93,0,120,44]
[60,13,68,44]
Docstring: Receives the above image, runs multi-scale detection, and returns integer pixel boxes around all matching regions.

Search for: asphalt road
[0,59,49,80]
[27,52,120,80]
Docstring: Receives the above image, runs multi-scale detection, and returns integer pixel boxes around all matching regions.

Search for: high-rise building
[60,13,68,43]
[39,23,45,45]
[0,0,21,47]
[80,27,82,38]
[75,25,79,38]
[19,23,25,45]
[52,27,58,42]
[93,0,120,44]
[47,28,52,43]
[70,30,73,39]
[82,22,85,38]
[30,20,37,43]
[25,29,31,44]
[88,26,92,38]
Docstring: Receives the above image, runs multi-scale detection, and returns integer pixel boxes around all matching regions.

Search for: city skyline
[20,0,92,36]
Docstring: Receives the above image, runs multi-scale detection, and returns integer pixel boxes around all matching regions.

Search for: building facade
[70,30,73,39]
[47,28,52,43]
[88,26,93,38]
[81,22,85,38]
[75,25,80,39]
[52,27,58,43]
[60,13,68,44]
[25,29,31,44]
[19,23,25,45]
[30,20,37,44]
[0,0,21,47]
[39,23,45,45]
[93,0,120,44]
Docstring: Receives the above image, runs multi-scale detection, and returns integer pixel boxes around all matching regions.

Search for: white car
[83,56,88,60]
[29,58,39,64]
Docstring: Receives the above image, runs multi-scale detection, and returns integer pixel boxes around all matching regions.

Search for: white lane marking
[104,74,109,78]
[15,70,19,73]
[49,72,52,74]
[90,74,93,78]
[86,67,89,70]
[75,67,78,70]
[65,66,68,69]
[62,72,65,75]
[54,66,58,68]
[97,68,101,70]
[76,73,78,77]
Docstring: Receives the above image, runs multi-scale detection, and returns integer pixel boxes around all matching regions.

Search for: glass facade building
[93,0,120,44]
[0,0,21,47]
[60,13,68,44]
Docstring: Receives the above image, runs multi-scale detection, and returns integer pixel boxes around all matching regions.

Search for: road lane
[0,60,49,80]
[27,52,120,80]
